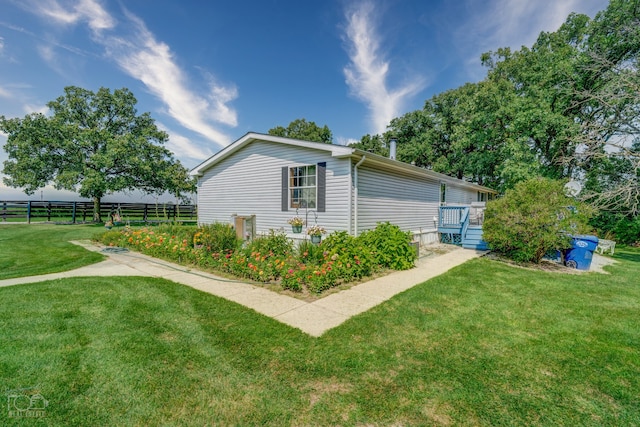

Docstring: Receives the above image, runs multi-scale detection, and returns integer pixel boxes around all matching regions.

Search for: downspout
[353,155,366,237]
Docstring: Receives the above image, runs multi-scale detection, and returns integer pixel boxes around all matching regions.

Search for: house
[190,132,497,247]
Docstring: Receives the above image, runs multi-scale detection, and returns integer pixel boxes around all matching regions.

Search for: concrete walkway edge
[0,241,486,337]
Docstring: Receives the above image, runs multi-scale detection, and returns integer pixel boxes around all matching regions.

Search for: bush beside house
[482,178,593,263]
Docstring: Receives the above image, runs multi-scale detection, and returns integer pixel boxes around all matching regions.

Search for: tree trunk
[93,196,101,222]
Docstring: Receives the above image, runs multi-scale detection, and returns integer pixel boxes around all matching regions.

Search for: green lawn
[0,224,105,280]
[0,225,638,425]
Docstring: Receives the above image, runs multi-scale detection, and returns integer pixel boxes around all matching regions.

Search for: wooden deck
[438,205,488,250]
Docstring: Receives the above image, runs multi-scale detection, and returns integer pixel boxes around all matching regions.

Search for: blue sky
[0,0,609,201]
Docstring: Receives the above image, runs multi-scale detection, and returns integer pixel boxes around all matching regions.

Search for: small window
[477,191,486,202]
[290,165,317,209]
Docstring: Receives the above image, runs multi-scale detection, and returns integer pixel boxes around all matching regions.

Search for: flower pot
[291,225,302,233]
[105,225,112,230]
[310,234,321,244]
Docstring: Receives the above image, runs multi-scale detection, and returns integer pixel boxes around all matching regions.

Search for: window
[281,162,325,212]
[440,182,447,205]
[289,165,316,209]
[477,191,487,202]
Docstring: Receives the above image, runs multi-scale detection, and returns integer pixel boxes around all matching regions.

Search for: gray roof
[190,132,497,194]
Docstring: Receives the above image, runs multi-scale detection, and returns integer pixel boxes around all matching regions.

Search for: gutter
[353,155,366,237]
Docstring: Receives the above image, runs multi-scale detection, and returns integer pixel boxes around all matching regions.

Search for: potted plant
[287,216,305,233]
[307,224,326,244]
[104,220,113,230]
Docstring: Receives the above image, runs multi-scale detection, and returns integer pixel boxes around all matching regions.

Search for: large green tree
[1,86,195,221]
[268,118,333,144]
[384,0,639,216]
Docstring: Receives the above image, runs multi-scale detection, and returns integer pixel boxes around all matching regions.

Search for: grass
[0,224,106,280]
[0,225,639,425]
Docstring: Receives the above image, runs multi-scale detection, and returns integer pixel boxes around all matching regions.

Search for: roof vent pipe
[389,138,397,160]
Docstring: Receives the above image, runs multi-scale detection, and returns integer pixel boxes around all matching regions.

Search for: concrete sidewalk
[0,241,485,336]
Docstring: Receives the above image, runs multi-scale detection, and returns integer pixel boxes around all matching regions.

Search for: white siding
[356,165,441,234]
[446,184,476,205]
[197,141,351,234]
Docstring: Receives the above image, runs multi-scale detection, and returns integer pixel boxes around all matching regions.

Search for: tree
[567,0,640,216]
[268,118,333,144]
[1,86,195,221]
[481,2,640,213]
[385,0,639,210]
[348,133,389,157]
[388,80,517,191]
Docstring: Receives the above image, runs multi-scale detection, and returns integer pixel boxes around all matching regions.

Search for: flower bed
[98,222,417,294]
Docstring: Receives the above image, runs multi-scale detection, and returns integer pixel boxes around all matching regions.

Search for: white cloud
[102,11,236,146]
[75,0,116,32]
[23,103,49,115]
[27,0,114,31]
[37,43,55,62]
[25,0,236,148]
[343,1,426,135]
[454,0,609,80]
[157,122,213,162]
[0,86,11,99]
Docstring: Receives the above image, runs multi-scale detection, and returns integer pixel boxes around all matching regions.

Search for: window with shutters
[289,165,316,208]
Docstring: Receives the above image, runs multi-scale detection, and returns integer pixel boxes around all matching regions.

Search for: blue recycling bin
[564,235,599,270]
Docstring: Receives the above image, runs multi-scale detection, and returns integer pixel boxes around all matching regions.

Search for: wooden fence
[0,201,197,224]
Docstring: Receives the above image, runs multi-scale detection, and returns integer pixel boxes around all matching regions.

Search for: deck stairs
[438,206,489,250]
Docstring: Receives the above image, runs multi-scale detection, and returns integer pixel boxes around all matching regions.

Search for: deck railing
[439,206,469,228]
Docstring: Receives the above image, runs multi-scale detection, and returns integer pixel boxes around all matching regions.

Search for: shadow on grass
[613,247,640,263]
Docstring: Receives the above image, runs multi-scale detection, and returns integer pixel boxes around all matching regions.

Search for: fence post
[2,202,5,222]
[27,201,31,223]
[71,201,77,224]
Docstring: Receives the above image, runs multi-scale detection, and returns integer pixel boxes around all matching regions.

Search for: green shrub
[156,222,193,238]
[590,211,640,245]
[194,222,240,254]
[297,239,325,265]
[613,216,640,245]
[322,231,375,282]
[360,222,416,270]
[246,229,294,258]
[280,262,306,292]
[100,229,127,247]
[483,177,593,263]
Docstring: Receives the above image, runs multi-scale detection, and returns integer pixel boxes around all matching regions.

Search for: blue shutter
[317,162,326,212]
[281,167,289,211]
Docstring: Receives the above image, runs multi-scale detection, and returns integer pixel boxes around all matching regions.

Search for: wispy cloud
[157,122,213,163]
[103,10,237,145]
[22,0,236,151]
[454,0,609,79]
[342,1,425,135]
